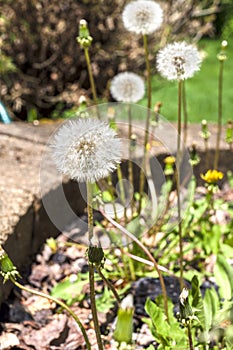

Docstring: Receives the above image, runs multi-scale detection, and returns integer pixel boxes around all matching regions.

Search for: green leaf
[191,275,206,329]
[214,255,233,300]
[145,298,170,346]
[145,298,186,348]
[96,286,116,312]
[145,346,155,350]
[209,225,221,254]
[51,274,89,304]
[203,288,220,332]
[221,243,233,258]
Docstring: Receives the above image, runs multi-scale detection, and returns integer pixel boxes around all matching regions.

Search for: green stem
[11,278,91,350]
[86,182,104,350]
[214,59,224,169]
[143,34,152,111]
[177,80,184,291]
[87,182,94,242]
[116,165,128,224]
[138,34,152,213]
[89,264,104,350]
[128,252,136,281]
[128,104,134,215]
[84,47,99,111]
[101,210,169,323]
[182,81,188,146]
[187,324,194,350]
[204,138,210,170]
[96,267,121,305]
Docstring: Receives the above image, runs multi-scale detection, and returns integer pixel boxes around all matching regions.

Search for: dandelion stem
[87,182,94,242]
[204,138,210,170]
[101,209,169,323]
[116,165,128,223]
[214,58,224,169]
[84,47,99,109]
[96,267,121,305]
[10,278,91,350]
[128,104,134,214]
[177,80,184,291]
[86,182,104,350]
[89,264,104,350]
[187,324,194,350]
[182,81,188,146]
[143,34,152,111]
[139,34,152,213]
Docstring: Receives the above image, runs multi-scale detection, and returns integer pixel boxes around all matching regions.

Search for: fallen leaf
[22,314,68,350]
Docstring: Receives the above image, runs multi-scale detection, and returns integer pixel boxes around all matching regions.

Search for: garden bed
[0,120,232,349]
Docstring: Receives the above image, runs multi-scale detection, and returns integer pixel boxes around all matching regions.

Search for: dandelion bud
[164,155,176,176]
[178,288,193,324]
[221,40,228,49]
[79,95,87,105]
[189,142,200,166]
[0,246,20,283]
[87,236,104,266]
[130,134,137,149]
[77,19,93,49]
[217,40,228,62]
[113,294,134,344]
[200,119,210,140]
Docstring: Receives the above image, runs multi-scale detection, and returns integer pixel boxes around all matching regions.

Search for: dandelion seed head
[51,118,122,183]
[156,41,202,81]
[122,0,163,35]
[110,72,145,103]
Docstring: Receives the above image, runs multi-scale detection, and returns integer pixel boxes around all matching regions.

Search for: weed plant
[1,1,233,349]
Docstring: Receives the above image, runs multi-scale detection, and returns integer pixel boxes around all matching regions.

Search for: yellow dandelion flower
[200,169,224,184]
[164,156,176,165]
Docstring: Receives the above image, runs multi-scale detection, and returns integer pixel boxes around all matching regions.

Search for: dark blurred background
[0,0,232,121]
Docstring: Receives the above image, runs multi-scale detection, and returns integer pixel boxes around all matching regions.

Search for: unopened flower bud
[178,288,193,324]
[164,155,176,176]
[200,119,210,140]
[189,142,200,166]
[130,134,137,149]
[217,40,228,61]
[0,246,20,283]
[87,237,104,266]
[77,19,93,49]
[113,294,134,344]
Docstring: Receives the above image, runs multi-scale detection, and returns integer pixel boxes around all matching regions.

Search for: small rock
[0,332,20,349]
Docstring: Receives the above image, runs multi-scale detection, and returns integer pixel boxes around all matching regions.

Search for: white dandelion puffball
[110,72,145,103]
[51,118,122,183]
[122,0,163,35]
[156,41,202,81]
